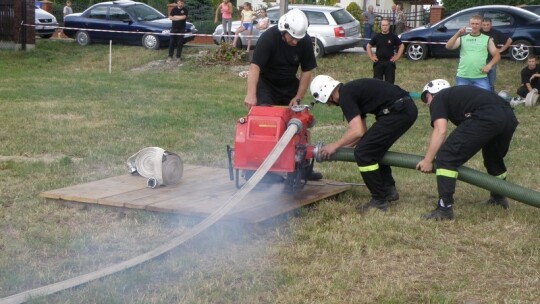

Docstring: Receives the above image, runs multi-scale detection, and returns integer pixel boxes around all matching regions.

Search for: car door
[83,5,113,41]
[107,6,136,43]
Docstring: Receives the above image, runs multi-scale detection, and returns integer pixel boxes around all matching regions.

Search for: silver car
[35,5,59,39]
[212,5,361,57]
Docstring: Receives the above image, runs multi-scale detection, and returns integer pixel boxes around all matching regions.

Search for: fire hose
[0,122,302,304]
[126,147,184,188]
[315,147,540,208]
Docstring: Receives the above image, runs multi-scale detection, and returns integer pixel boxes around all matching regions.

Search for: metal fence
[0,0,14,41]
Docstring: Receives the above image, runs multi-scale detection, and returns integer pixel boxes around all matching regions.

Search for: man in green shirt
[445,15,500,91]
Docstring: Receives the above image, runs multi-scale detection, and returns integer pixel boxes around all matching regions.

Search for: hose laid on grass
[323,148,540,208]
[0,124,301,304]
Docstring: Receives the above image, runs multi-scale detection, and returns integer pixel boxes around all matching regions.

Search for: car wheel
[142,34,160,50]
[406,42,427,61]
[39,34,53,39]
[510,40,532,61]
[75,31,90,46]
[314,39,325,58]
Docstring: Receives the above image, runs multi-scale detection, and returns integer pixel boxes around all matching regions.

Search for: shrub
[198,42,247,65]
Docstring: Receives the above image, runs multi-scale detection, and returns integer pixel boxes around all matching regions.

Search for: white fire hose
[126,147,184,188]
[0,122,301,304]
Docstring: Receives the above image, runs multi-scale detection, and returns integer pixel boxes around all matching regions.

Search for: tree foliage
[442,0,537,10]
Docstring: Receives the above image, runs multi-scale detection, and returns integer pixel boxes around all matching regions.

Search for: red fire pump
[227,105,318,193]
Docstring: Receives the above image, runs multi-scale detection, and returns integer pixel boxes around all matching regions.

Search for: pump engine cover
[234,106,314,173]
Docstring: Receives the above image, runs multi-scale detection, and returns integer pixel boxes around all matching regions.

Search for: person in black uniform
[366,18,404,84]
[310,75,418,212]
[167,0,188,62]
[517,56,540,98]
[416,79,519,220]
[244,8,317,108]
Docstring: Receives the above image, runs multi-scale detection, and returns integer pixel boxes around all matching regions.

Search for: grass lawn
[0,39,539,303]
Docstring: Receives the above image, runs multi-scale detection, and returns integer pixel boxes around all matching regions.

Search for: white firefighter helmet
[278,8,308,39]
[310,75,341,104]
[421,79,450,103]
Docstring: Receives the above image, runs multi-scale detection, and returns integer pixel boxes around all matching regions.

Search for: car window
[330,9,356,25]
[443,11,479,30]
[88,6,108,20]
[125,4,165,21]
[303,11,328,25]
[483,10,514,26]
[109,7,130,22]
[267,9,280,24]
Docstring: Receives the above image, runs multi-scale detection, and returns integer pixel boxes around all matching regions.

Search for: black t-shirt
[251,26,317,86]
[369,32,402,61]
[339,78,409,122]
[520,65,540,86]
[429,85,508,127]
[481,28,509,61]
[170,6,188,31]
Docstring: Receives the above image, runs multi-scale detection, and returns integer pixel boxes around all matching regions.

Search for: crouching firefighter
[416,79,519,220]
[310,76,418,212]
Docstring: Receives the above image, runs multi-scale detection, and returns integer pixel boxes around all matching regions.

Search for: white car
[35,5,59,39]
[212,5,361,57]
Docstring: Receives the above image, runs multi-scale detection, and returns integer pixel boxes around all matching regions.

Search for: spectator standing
[214,0,233,43]
[445,15,500,91]
[232,2,256,51]
[366,18,404,84]
[517,56,540,98]
[416,80,518,220]
[63,1,73,20]
[394,4,406,35]
[481,17,512,92]
[310,76,417,213]
[167,0,188,62]
[361,5,378,50]
[390,4,397,34]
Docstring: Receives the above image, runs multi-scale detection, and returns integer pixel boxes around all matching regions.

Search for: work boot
[356,198,388,213]
[484,195,509,209]
[307,171,323,181]
[386,185,399,202]
[423,206,455,221]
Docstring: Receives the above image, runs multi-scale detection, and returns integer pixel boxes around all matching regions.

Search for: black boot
[356,198,389,213]
[423,199,454,221]
[386,185,399,202]
[484,193,509,209]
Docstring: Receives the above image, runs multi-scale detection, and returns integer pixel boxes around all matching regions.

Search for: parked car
[63,0,197,50]
[521,5,540,16]
[35,5,58,39]
[212,5,361,57]
[399,5,540,61]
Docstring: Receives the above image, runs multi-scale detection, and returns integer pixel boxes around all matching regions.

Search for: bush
[194,20,216,35]
[198,42,247,65]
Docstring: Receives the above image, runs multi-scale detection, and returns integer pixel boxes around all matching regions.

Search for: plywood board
[41,165,352,223]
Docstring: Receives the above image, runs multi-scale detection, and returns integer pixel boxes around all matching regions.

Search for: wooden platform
[41,165,352,223]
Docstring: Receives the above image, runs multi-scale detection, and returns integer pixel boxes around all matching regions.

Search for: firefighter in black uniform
[310,76,418,212]
[416,79,519,220]
[244,8,317,108]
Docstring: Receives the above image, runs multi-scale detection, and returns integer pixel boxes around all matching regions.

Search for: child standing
[232,2,255,50]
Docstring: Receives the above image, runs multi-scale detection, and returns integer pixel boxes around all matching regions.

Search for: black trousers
[436,105,518,204]
[354,99,418,200]
[256,76,300,106]
[168,29,186,59]
[373,60,396,84]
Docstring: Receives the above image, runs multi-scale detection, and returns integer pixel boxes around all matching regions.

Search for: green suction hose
[322,147,540,208]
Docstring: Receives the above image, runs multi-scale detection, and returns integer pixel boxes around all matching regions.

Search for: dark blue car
[399,5,540,61]
[64,0,197,50]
